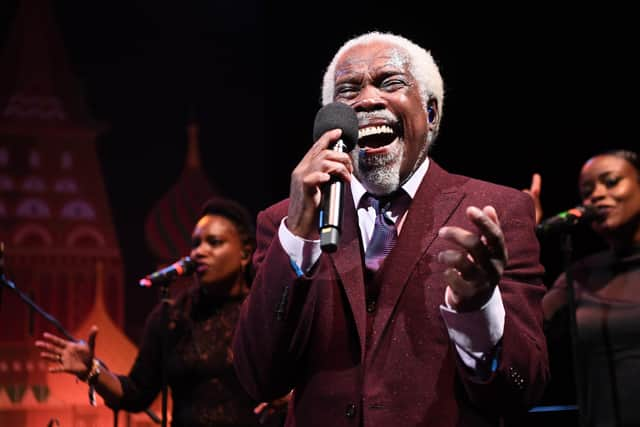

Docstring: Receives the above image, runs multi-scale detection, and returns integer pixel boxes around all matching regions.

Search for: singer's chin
[352,146,402,196]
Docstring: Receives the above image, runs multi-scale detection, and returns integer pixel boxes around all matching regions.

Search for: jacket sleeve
[232,204,321,401]
[457,190,550,415]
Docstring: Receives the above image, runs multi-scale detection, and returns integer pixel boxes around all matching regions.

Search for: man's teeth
[358,125,394,139]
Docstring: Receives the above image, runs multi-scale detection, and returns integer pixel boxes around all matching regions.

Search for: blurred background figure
[528,149,640,427]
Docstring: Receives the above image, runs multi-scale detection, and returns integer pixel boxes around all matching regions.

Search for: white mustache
[357,110,398,126]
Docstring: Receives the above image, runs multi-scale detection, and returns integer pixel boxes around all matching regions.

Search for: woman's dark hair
[199,197,256,283]
[600,149,640,175]
[199,197,255,249]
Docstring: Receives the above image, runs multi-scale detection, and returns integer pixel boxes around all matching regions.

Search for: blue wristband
[289,258,304,278]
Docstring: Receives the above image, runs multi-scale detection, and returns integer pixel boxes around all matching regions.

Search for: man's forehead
[335,43,409,74]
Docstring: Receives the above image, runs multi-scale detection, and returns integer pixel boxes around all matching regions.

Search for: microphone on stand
[0,242,5,309]
[139,257,196,287]
[536,205,600,235]
[312,102,359,253]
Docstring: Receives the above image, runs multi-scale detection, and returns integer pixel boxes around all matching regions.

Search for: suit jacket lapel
[368,161,465,353]
[328,185,367,359]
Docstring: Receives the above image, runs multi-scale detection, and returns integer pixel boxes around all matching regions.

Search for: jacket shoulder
[258,198,290,224]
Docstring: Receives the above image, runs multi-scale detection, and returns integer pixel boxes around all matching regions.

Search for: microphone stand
[0,274,75,341]
[559,232,586,427]
[159,281,171,427]
[0,273,160,425]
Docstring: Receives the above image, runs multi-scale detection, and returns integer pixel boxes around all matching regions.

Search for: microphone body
[312,102,359,253]
[319,141,348,252]
[536,205,599,234]
[139,256,196,287]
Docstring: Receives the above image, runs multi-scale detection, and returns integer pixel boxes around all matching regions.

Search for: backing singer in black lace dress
[37,197,286,426]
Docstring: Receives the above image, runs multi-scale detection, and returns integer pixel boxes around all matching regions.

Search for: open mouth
[358,124,400,150]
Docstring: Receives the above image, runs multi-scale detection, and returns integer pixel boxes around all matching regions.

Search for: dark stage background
[1,1,638,419]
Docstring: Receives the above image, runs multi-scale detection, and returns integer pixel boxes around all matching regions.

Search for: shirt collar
[351,157,430,207]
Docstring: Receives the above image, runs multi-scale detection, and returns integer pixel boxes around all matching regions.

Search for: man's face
[333,41,432,195]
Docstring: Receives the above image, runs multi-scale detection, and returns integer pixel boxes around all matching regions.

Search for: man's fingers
[438,250,480,282]
[308,128,343,155]
[438,206,507,287]
[318,156,352,181]
[482,206,499,225]
[319,149,354,172]
[467,206,507,265]
[295,147,352,187]
[467,206,501,241]
[443,268,475,298]
[438,225,493,272]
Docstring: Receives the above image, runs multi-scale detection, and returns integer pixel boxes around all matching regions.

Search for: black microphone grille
[577,204,600,221]
[312,102,359,151]
[535,204,601,235]
[181,256,197,275]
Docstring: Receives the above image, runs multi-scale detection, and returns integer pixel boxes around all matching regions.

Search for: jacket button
[345,403,357,418]
[366,300,376,313]
[508,367,525,390]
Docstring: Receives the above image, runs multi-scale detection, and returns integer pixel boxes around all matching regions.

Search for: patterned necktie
[364,191,406,273]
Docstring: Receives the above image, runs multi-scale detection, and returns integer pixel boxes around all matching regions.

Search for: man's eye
[335,85,358,96]
[381,79,406,90]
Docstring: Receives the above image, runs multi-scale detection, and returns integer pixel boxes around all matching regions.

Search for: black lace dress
[110,286,261,427]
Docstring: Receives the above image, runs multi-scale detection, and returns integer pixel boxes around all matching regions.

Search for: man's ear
[427,100,438,124]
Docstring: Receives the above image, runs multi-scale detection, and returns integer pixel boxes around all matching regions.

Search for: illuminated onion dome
[144,120,217,263]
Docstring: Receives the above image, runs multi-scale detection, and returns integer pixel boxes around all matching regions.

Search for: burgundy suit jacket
[233,161,549,427]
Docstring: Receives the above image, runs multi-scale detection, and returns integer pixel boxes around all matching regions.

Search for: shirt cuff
[278,217,322,273]
[439,286,505,354]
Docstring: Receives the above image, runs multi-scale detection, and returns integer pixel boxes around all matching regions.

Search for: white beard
[350,140,404,196]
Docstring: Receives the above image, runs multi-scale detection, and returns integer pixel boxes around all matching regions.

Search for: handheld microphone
[536,205,600,235]
[139,256,196,287]
[312,102,359,253]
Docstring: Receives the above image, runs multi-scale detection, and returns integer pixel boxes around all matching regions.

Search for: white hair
[321,31,445,137]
